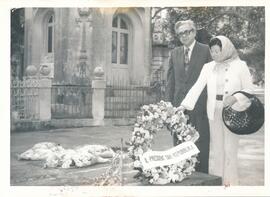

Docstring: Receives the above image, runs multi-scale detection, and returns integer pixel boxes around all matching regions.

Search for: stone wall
[54,9,69,82]
[24,8,152,86]
[152,45,170,81]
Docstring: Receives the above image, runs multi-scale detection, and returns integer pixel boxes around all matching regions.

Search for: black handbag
[222,91,264,135]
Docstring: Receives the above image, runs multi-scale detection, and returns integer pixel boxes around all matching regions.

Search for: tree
[11,8,25,79]
[152,7,265,85]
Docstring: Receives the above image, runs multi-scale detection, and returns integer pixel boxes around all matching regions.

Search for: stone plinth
[92,79,106,126]
[39,78,52,121]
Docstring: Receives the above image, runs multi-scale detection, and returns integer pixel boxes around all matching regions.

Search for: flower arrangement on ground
[128,100,200,184]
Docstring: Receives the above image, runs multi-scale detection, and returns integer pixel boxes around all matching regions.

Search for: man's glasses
[177,29,194,37]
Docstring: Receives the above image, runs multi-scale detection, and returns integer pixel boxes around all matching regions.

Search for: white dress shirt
[184,40,196,60]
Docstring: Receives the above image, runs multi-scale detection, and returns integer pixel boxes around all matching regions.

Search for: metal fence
[11,78,40,121]
[151,68,165,83]
[51,84,93,119]
[11,77,166,121]
[105,81,165,118]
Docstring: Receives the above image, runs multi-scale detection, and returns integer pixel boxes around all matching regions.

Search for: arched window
[111,15,129,64]
[47,15,54,53]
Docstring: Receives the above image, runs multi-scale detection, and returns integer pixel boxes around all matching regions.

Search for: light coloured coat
[181,58,254,120]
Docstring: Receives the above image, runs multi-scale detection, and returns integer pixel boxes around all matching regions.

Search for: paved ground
[10,125,264,186]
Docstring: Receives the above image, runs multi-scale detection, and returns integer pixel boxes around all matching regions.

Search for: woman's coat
[181,58,254,120]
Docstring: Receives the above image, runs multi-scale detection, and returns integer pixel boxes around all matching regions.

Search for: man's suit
[166,41,212,173]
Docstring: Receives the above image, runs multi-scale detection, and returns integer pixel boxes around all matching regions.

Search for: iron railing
[105,81,165,118]
[11,78,40,121]
[51,84,93,119]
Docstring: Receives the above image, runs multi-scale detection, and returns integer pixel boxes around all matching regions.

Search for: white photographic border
[1,0,269,196]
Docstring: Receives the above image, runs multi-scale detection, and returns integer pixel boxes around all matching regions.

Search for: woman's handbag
[222,91,264,135]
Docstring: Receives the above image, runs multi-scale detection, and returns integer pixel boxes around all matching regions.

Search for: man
[166,20,212,173]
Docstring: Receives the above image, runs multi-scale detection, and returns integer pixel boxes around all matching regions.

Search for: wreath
[128,101,200,184]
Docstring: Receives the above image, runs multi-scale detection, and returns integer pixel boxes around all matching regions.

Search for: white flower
[168,173,179,183]
[134,148,143,157]
[135,137,144,144]
[161,113,167,121]
[178,173,185,182]
[153,112,159,119]
[190,156,198,163]
[128,146,134,153]
[61,159,72,168]
[144,130,150,139]
[141,116,146,122]
[142,105,149,110]
[153,173,159,181]
[152,105,158,111]
[133,127,141,133]
[184,166,194,174]
[133,160,142,168]
[131,136,136,142]
[151,168,157,174]
[176,135,183,141]
[185,135,191,141]
[137,148,143,155]
[143,169,151,177]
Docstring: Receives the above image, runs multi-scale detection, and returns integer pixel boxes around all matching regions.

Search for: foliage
[152,7,265,85]
[11,8,25,78]
[92,151,123,186]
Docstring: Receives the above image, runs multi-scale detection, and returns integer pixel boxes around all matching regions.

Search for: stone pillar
[92,66,105,126]
[23,8,34,72]
[144,8,152,86]
[151,14,169,82]
[39,77,52,121]
[38,65,52,121]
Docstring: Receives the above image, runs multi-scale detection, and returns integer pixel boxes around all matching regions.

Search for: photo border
[1,0,269,196]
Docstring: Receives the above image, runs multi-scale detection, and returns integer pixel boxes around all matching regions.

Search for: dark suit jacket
[165,41,212,173]
[166,41,212,114]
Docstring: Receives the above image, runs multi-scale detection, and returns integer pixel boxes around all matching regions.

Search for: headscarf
[213,35,239,63]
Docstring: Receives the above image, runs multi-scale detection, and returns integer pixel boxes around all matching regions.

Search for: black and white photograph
[1,0,269,196]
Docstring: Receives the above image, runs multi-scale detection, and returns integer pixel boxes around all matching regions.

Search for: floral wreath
[128,101,200,184]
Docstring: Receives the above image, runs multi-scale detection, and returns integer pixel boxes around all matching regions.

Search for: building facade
[23,8,152,85]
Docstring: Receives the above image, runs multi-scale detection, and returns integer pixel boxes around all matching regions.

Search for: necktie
[184,47,190,72]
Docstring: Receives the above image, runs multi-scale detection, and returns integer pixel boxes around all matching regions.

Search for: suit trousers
[209,101,239,185]
[173,110,210,174]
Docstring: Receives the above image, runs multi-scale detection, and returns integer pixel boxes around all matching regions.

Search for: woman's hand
[177,105,186,111]
[223,95,237,108]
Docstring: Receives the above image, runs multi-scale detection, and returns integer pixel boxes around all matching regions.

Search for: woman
[180,35,254,185]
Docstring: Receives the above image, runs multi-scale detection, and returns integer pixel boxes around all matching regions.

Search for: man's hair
[174,20,196,34]
[209,37,222,49]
